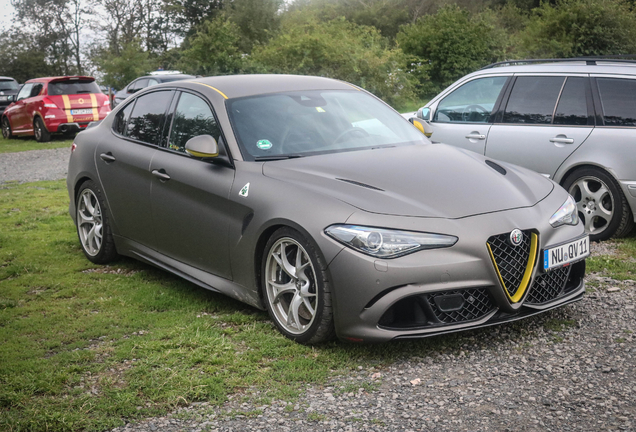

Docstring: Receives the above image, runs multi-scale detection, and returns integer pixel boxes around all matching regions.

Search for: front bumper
[326,194,587,343]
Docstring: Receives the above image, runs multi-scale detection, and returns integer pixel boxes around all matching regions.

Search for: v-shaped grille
[487,230,536,302]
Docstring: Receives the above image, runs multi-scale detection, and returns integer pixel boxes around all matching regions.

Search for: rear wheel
[262,227,335,344]
[562,168,634,241]
[76,180,118,264]
[34,117,51,142]
[1,117,12,139]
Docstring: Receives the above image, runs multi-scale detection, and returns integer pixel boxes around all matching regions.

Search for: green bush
[251,15,416,107]
[519,0,636,58]
[397,5,505,96]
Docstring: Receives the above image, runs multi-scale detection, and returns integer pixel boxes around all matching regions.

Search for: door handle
[465,133,486,140]
[550,136,574,144]
[151,169,171,181]
[99,152,116,162]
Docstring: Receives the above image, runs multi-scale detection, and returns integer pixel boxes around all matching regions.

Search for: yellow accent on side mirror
[409,118,433,138]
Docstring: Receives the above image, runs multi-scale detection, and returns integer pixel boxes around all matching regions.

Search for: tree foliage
[518,0,636,58]
[252,15,416,106]
[397,5,505,96]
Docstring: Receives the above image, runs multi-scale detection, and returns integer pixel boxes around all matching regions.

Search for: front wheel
[2,117,13,139]
[76,180,118,264]
[262,227,335,344]
[562,168,634,241]
[34,117,51,142]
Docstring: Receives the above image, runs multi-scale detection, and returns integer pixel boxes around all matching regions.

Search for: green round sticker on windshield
[256,139,273,150]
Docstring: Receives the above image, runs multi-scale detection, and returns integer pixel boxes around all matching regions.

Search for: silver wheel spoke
[269,280,296,304]
[77,189,103,257]
[278,242,297,278]
[286,292,304,330]
[302,297,315,316]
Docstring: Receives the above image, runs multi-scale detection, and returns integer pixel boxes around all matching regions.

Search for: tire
[262,227,335,344]
[562,167,634,241]
[2,116,13,139]
[34,117,51,142]
[76,180,118,264]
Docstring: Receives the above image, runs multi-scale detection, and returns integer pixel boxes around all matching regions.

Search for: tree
[225,0,283,51]
[519,0,636,58]
[252,15,416,107]
[178,15,245,76]
[397,5,505,96]
[0,30,53,82]
[92,40,155,89]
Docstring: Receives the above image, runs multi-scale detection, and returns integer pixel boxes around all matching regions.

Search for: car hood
[262,144,554,219]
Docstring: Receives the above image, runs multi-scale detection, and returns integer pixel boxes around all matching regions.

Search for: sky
[0,0,15,31]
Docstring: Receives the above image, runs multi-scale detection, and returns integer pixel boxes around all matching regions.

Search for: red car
[1,76,111,142]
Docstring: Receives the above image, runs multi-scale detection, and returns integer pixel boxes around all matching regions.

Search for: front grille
[424,288,496,324]
[487,230,533,297]
[526,266,571,305]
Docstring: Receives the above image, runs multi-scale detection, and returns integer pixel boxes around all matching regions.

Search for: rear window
[0,80,18,91]
[48,80,100,96]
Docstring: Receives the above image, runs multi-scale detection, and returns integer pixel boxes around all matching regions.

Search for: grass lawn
[1,180,634,431]
[0,135,74,154]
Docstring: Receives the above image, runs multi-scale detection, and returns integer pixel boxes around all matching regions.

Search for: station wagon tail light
[549,195,579,228]
[42,97,58,109]
[325,225,458,258]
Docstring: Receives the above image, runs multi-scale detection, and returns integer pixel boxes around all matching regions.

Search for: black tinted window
[554,77,588,126]
[0,80,18,91]
[113,102,134,135]
[126,91,172,144]
[30,83,43,97]
[168,92,220,153]
[597,78,636,126]
[48,80,100,95]
[503,77,564,124]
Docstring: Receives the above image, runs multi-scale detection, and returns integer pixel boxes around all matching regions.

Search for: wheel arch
[556,162,618,187]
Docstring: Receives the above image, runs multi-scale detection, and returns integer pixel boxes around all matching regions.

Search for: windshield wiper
[254,155,303,161]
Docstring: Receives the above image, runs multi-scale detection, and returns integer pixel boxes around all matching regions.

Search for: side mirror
[409,117,433,138]
[417,107,431,121]
[185,135,219,158]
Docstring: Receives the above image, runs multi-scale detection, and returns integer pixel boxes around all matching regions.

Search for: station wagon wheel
[2,117,13,139]
[263,228,335,344]
[34,117,51,142]
[76,180,118,264]
[563,168,634,241]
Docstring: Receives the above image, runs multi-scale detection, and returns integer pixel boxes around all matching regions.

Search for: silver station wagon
[416,59,636,241]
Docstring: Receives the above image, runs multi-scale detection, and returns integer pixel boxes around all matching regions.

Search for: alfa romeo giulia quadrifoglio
[66,75,588,343]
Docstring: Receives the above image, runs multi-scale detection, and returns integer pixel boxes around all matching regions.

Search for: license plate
[543,236,589,271]
[0,96,7,101]
[71,109,92,115]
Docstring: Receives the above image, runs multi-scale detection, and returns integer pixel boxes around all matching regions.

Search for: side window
[597,78,636,126]
[148,79,159,87]
[113,101,135,136]
[30,83,43,97]
[17,83,33,101]
[434,76,507,123]
[167,92,220,153]
[503,76,564,124]
[129,79,148,94]
[125,91,172,144]
[553,77,588,126]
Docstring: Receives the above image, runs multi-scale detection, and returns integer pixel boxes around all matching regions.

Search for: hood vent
[485,160,507,175]
[336,178,384,191]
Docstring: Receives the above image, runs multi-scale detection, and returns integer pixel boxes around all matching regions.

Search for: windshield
[0,80,18,91]
[228,90,428,160]
[48,80,100,95]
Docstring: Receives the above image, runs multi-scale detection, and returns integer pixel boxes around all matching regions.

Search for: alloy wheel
[265,238,318,335]
[77,189,104,256]
[568,176,614,237]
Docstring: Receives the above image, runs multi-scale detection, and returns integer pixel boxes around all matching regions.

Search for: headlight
[325,225,458,258]
[549,195,579,228]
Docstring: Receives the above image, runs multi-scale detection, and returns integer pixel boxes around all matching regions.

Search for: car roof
[0,76,17,81]
[473,61,636,75]
[25,76,95,83]
[178,74,358,99]
[141,74,196,82]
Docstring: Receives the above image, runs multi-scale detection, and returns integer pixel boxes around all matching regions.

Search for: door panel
[485,125,593,177]
[95,138,157,245]
[149,152,235,279]
[428,122,491,154]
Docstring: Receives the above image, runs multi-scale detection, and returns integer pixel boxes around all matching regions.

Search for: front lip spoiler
[392,284,584,340]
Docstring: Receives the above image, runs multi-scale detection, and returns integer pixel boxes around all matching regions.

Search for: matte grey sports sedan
[66,75,589,343]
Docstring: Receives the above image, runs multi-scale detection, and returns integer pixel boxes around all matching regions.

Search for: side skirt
[114,236,265,310]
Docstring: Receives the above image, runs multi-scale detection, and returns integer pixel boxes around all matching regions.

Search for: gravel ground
[0,147,70,184]
[112,245,635,432]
